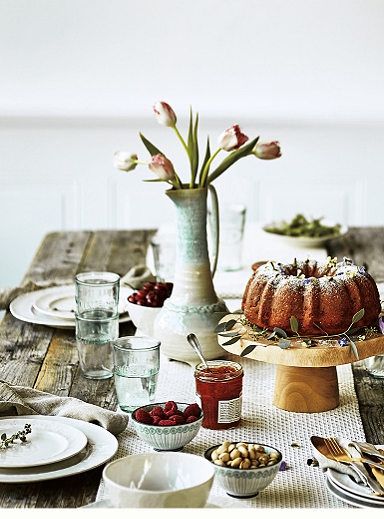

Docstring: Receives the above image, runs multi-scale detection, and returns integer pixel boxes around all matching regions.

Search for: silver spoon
[186,333,209,369]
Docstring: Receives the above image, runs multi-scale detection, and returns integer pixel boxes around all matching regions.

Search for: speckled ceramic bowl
[204,443,282,498]
[131,402,203,451]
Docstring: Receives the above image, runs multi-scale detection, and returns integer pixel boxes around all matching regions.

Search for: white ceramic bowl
[262,223,348,249]
[126,301,162,337]
[103,452,215,508]
[131,402,203,451]
[205,443,282,498]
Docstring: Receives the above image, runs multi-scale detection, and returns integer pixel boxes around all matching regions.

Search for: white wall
[1,0,384,286]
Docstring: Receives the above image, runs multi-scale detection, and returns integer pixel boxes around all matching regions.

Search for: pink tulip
[218,125,249,151]
[153,101,177,127]
[253,141,282,160]
[113,151,138,172]
[148,154,176,181]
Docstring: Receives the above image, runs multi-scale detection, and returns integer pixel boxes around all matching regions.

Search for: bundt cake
[242,258,381,336]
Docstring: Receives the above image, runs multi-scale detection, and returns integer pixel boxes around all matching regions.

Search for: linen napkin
[0,380,128,435]
[311,437,364,483]
[121,264,156,289]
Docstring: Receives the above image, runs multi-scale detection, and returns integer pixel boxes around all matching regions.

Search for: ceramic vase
[153,186,229,365]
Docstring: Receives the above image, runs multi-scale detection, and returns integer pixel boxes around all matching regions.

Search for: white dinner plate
[327,474,384,507]
[10,286,132,328]
[0,418,88,468]
[32,285,131,321]
[326,477,384,508]
[0,416,118,483]
[328,454,384,504]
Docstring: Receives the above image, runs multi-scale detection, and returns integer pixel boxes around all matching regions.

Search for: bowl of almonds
[204,440,282,498]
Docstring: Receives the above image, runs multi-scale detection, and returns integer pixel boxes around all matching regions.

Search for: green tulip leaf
[207,137,259,184]
[198,137,211,183]
[139,132,164,157]
[187,109,199,184]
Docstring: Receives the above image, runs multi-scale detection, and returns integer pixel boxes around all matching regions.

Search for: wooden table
[0,228,383,508]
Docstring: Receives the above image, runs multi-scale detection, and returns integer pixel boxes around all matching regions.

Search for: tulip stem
[199,148,221,187]
[173,126,190,159]
[174,174,182,189]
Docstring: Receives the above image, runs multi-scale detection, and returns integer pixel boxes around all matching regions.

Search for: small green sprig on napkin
[0,424,32,450]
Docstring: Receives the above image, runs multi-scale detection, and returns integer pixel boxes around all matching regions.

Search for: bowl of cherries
[127,281,173,337]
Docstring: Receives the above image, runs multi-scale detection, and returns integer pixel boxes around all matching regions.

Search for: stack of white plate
[9,285,132,328]
[327,467,384,508]
[0,416,118,483]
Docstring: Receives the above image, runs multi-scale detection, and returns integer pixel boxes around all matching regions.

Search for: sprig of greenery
[215,308,366,360]
[264,213,342,238]
[0,424,32,450]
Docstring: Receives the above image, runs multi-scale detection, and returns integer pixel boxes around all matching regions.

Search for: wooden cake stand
[217,314,384,413]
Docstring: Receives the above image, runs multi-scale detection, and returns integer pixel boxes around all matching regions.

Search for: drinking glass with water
[112,336,160,413]
[75,272,120,380]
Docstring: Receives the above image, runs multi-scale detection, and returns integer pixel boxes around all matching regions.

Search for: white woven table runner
[96,354,366,508]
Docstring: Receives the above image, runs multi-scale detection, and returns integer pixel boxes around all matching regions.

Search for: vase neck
[166,188,217,305]
[166,188,210,265]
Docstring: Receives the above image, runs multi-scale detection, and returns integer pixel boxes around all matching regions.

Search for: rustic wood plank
[326,229,384,444]
[107,229,156,276]
[77,229,155,276]
[34,330,79,395]
[22,231,92,285]
[0,232,94,509]
[0,231,147,508]
[0,314,53,387]
[0,231,92,310]
[0,468,104,509]
[352,362,384,445]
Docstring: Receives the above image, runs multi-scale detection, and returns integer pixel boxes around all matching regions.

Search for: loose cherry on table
[128,281,173,308]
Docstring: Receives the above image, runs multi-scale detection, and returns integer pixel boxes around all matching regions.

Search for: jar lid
[194,360,243,381]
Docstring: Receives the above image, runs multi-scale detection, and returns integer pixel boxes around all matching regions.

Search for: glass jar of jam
[194,360,243,430]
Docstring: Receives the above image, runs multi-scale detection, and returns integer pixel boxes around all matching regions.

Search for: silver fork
[325,437,384,469]
[326,437,384,496]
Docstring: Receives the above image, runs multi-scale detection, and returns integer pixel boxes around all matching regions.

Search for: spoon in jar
[186,333,209,369]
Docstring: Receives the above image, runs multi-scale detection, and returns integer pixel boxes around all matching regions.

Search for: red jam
[194,360,243,430]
